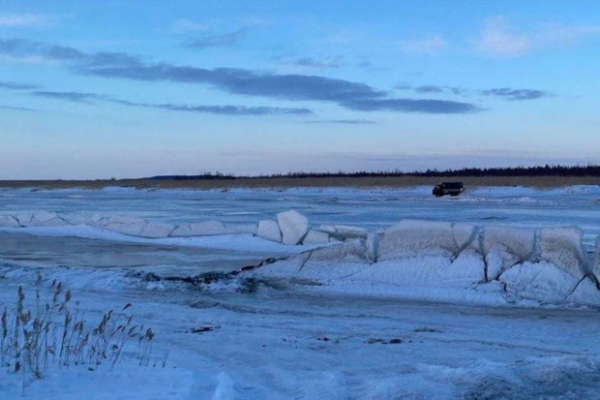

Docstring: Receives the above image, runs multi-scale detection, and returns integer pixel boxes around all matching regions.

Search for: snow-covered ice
[0,185,599,398]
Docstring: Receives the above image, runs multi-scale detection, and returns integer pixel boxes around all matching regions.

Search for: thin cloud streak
[0,14,50,27]
[304,119,376,125]
[0,104,36,111]
[0,81,40,90]
[29,90,313,116]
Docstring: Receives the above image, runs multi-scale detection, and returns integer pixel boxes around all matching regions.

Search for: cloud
[476,16,600,57]
[0,104,35,111]
[480,88,551,101]
[476,16,530,57]
[0,38,482,114]
[305,119,376,124]
[539,23,600,46]
[0,80,39,90]
[0,14,50,27]
[341,98,480,114]
[276,55,344,69]
[184,28,246,49]
[396,84,467,96]
[413,85,445,94]
[31,91,107,103]
[140,103,312,116]
[29,90,312,116]
[399,34,445,54]
[397,83,549,101]
[171,19,209,34]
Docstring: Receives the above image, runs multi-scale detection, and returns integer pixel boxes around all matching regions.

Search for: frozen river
[0,185,599,269]
[0,185,599,399]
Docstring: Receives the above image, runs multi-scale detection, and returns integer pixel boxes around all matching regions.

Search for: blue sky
[1,0,599,179]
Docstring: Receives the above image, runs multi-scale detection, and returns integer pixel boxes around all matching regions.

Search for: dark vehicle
[433,182,465,197]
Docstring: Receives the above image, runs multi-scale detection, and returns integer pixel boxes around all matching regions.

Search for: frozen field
[0,185,599,399]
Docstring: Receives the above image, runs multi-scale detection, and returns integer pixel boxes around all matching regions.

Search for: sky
[1,0,599,179]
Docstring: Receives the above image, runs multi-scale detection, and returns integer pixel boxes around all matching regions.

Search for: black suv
[432,182,465,197]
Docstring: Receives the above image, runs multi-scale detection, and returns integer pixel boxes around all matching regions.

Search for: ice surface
[539,227,586,279]
[257,219,282,242]
[277,209,309,245]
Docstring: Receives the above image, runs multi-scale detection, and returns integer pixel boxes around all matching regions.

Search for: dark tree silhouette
[148,164,599,181]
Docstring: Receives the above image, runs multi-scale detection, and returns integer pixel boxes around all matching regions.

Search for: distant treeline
[148,164,600,180]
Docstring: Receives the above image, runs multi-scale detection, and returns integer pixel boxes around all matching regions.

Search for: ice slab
[139,222,175,238]
[539,227,586,279]
[277,210,309,245]
[483,226,535,280]
[319,225,368,239]
[171,220,226,237]
[378,220,457,261]
[104,216,147,236]
[483,225,535,261]
[0,215,19,227]
[595,236,600,283]
[257,219,282,242]
[347,249,485,289]
[302,230,329,245]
